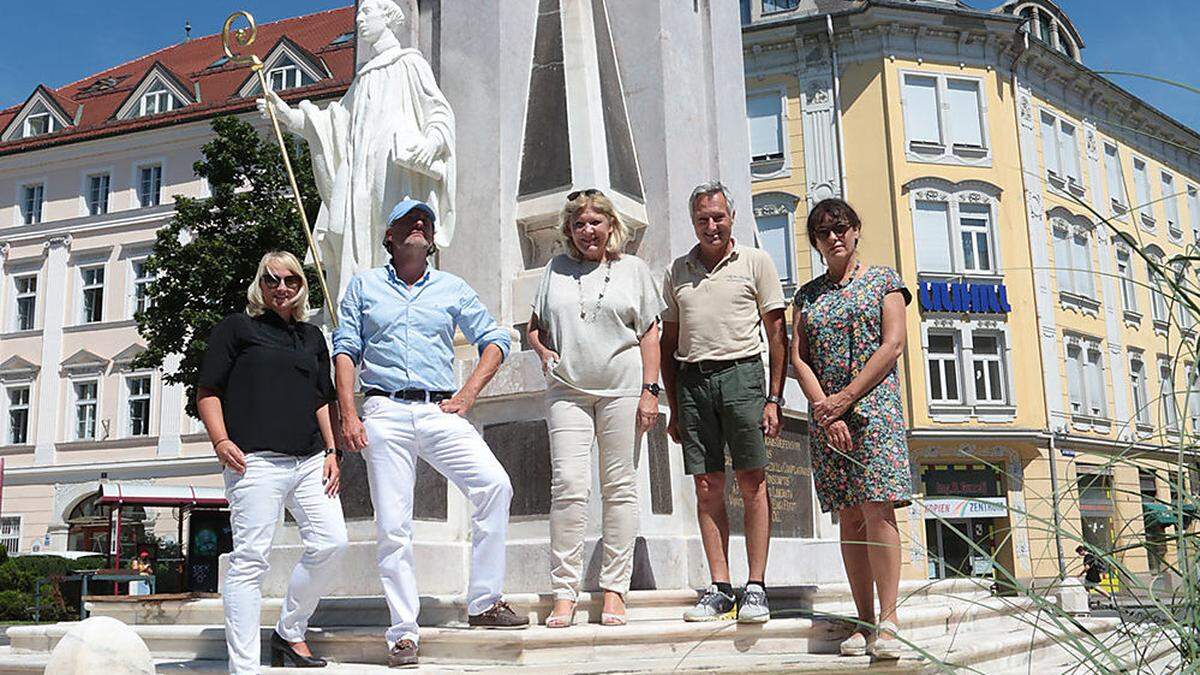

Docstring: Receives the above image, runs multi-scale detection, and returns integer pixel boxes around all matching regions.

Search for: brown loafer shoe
[388,639,418,668]
[468,600,530,629]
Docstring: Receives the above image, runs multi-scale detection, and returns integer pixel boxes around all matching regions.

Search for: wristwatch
[324,447,344,461]
[765,394,783,407]
[642,383,662,396]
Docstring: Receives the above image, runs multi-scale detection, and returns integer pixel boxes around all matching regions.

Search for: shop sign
[921,496,1009,520]
[918,280,1011,314]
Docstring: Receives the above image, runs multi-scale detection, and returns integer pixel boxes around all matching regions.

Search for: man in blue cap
[332,198,528,667]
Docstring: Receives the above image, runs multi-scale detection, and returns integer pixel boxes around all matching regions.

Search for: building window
[1132,157,1153,228]
[80,266,105,324]
[900,73,988,163]
[1051,221,1094,299]
[1188,185,1200,243]
[926,332,961,404]
[1077,467,1114,551]
[13,274,36,332]
[1040,111,1082,192]
[0,516,19,554]
[23,110,57,138]
[1188,363,1200,432]
[6,386,29,445]
[1159,357,1179,433]
[1115,247,1138,316]
[761,0,800,12]
[1129,352,1151,427]
[1103,144,1128,218]
[1171,262,1197,332]
[138,83,178,117]
[753,210,795,295]
[126,376,151,437]
[87,174,110,216]
[1163,172,1182,240]
[746,92,785,176]
[971,333,1007,405]
[138,165,162,208]
[74,380,98,440]
[1148,256,1168,326]
[20,184,44,225]
[267,62,314,92]
[910,191,999,276]
[131,259,155,317]
[1065,339,1107,419]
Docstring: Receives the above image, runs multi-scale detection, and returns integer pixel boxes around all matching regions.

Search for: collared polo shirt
[197,312,335,456]
[661,242,785,362]
[331,264,511,393]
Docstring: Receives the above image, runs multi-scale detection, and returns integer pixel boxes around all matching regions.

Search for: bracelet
[213,438,232,450]
[324,447,344,461]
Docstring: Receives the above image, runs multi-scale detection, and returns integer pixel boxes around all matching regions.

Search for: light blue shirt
[332,265,511,393]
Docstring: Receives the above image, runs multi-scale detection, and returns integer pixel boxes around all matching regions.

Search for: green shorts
[677,358,769,475]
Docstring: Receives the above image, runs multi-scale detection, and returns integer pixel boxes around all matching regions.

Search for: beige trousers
[545,382,642,600]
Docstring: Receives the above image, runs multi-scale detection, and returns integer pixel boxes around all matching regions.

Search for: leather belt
[364,388,455,403]
[680,355,760,375]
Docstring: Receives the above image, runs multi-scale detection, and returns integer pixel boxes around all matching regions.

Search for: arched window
[66,492,146,556]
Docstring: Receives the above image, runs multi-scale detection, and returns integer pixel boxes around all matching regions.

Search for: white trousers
[545,383,641,600]
[223,451,349,675]
[361,396,513,647]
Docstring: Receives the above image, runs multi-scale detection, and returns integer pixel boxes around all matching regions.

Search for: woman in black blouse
[198,251,347,673]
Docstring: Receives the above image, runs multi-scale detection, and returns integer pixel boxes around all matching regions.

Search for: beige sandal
[545,602,577,628]
[839,629,873,656]
[600,612,627,626]
[870,620,902,660]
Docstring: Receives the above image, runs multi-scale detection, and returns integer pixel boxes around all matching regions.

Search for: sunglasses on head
[567,188,603,201]
[263,273,303,290]
[813,221,854,240]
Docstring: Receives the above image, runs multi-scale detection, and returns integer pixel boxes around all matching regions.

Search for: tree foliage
[133,115,323,417]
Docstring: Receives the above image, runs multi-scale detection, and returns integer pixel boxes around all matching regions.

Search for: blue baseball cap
[387,199,437,226]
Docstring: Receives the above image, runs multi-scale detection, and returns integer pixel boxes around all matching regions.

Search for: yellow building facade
[743,0,1199,587]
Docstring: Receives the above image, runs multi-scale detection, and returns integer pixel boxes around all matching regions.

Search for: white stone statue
[257,0,456,304]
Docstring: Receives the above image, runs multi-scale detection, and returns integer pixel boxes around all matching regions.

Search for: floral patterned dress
[795,265,913,513]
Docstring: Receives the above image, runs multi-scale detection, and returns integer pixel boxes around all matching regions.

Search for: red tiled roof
[0,6,355,156]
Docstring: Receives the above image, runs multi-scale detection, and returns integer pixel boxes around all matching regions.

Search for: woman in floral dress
[790,198,912,660]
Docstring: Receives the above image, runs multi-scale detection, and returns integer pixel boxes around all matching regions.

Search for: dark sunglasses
[263,273,303,290]
[813,221,854,240]
[567,188,604,201]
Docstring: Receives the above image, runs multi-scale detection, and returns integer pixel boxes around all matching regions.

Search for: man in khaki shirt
[661,181,788,624]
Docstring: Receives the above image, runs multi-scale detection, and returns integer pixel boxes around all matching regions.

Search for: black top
[198,312,335,457]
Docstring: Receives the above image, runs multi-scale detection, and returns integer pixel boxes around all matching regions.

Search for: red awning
[97,483,227,508]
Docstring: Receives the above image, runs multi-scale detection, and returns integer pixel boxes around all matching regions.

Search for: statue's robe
[297,45,456,304]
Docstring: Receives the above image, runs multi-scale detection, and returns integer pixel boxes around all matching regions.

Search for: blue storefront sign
[918,280,1012,314]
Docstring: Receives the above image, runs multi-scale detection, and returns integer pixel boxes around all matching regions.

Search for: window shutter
[1040,113,1060,177]
[913,201,952,273]
[746,95,783,160]
[1066,346,1084,411]
[1133,159,1150,210]
[1059,121,1080,181]
[754,213,793,285]
[1104,145,1125,206]
[1053,228,1073,293]
[902,75,941,145]
[945,79,984,147]
[1072,233,1093,297]
[1086,349,1106,416]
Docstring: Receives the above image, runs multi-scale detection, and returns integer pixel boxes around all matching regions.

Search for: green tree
[133,115,323,417]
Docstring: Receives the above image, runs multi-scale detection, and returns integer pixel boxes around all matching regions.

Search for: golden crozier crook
[223,11,339,327]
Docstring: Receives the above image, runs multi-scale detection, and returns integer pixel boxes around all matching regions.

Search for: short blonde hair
[559,190,628,260]
[246,251,310,323]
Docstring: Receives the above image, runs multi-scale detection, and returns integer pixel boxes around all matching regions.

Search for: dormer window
[267,61,315,92]
[139,82,180,117]
[23,111,56,138]
[329,31,354,47]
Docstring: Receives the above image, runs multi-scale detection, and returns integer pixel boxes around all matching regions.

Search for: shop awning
[97,484,227,508]
[1142,502,1198,529]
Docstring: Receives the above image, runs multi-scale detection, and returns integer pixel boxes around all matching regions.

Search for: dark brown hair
[806,197,862,247]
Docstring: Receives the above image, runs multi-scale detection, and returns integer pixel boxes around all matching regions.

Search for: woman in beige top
[528,189,665,627]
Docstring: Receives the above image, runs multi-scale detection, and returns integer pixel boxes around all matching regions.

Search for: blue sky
[0,1,1196,133]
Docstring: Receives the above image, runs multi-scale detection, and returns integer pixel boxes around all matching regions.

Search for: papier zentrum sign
[921,496,1009,520]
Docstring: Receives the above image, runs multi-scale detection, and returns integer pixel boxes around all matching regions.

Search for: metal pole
[1049,431,1066,579]
[222,12,338,326]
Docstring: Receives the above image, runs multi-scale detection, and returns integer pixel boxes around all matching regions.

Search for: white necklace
[577,258,613,323]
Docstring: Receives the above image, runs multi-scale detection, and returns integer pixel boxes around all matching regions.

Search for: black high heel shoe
[269,631,328,668]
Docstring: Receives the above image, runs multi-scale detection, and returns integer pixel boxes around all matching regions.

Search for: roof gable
[0,85,75,142]
[236,36,331,98]
[0,6,355,156]
[112,61,197,121]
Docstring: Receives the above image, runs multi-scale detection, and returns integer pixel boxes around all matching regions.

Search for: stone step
[11,595,1037,667]
[84,577,994,629]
